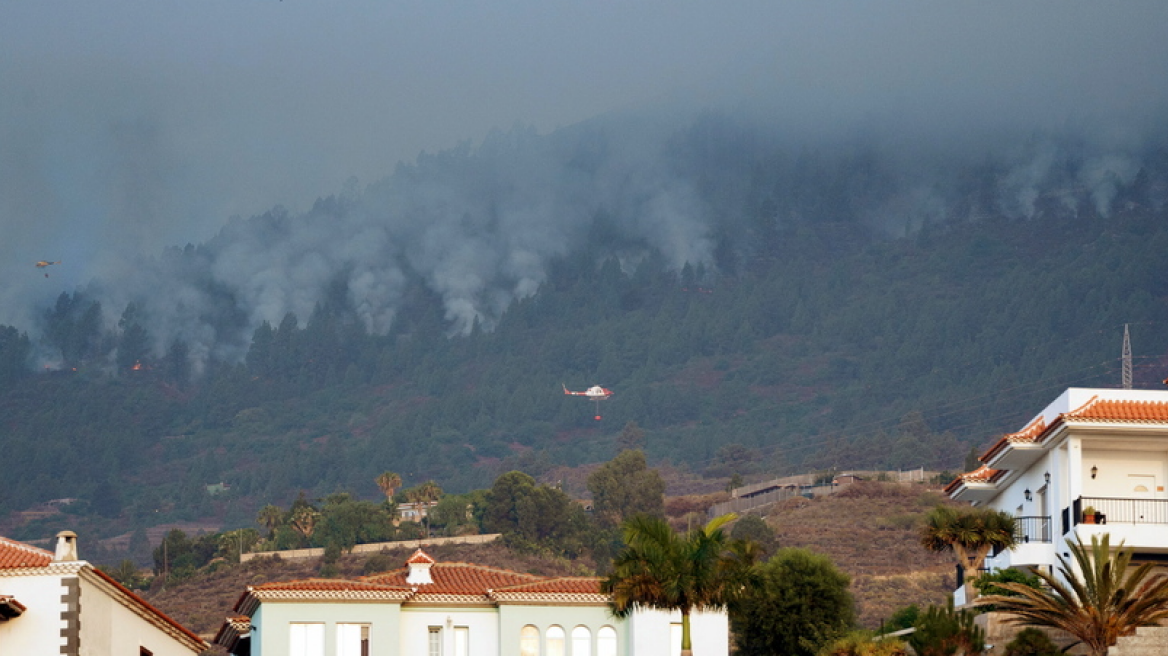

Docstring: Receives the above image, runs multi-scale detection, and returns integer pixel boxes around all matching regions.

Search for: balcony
[1069,497,1168,553]
[1076,497,1168,525]
[1013,516,1052,544]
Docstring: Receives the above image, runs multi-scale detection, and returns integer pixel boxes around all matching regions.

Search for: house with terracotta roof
[945,387,1168,604]
[0,530,207,655]
[215,548,728,656]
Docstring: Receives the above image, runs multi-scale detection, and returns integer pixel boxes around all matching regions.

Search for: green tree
[603,514,758,656]
[405,480,443,537]
[287,493,321,547]
[316,493,393,551]
[256,503,284,539]
[483,471,537,534]
[429,491,484,536]
[885,604,921,631]
[920,505,1016,596]
[730,514,777,556]
[512,484,589,557]
[375,471,402,502]
[731,547,855,656]
[587,449,665,529]
[979,534,1168,656]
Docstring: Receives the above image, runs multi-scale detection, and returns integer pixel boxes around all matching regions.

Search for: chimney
[405,548,435,585]
[54,531,78,562]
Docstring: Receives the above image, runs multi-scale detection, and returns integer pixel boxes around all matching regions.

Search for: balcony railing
[1075,497,1168,526]
[1014,516,1052,543]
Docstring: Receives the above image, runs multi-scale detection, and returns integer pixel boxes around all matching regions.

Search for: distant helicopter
[35,260,61,277]
[563,383,613,421]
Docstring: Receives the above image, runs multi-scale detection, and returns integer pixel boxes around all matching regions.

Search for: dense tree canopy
[587,449,666,529]
[730,547,856,656]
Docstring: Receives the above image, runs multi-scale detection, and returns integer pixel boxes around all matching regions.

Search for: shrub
[1004,628,1061,656]
[818,631,909,656]
[908,599,985,656]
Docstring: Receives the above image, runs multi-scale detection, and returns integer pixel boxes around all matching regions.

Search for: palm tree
[407,480,443,537]
[920,505,1016,596]
[602,513,758,656]
[978,533,1168,656]
[375,471,402,502]
[256,504,283,539]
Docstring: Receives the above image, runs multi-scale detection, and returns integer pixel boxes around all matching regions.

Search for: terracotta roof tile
[252,578,410,593]
[492,577,602,594]
[1065,398,1168,422]
[0,536,53,569]
[0,594,27,618]
[1005,416,1047,442]
[959,465,1002,482]
[364,563,543,596]
[406,548,435,564]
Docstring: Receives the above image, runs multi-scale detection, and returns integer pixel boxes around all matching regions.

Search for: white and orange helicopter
[563,383,614,421]
[36,260,61,277]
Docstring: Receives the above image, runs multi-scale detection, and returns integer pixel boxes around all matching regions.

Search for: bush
[973,568,1042,609]
[363,552,395,575]
[908,599,984,656]
[818,631,909,656]
[1004,628,1061,656]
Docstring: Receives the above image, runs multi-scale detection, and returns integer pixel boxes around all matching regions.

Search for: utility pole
[1122,324,1132,390]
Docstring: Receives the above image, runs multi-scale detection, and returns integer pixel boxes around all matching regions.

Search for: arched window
[546,626,566,656]
[520,625,540,656]
[597,626,617,656]
[571,626,591,656]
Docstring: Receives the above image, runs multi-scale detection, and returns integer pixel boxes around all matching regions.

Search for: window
[597,626,617,656]
[338,623,370,656]
[520,625,540,656]
[571,626,591,656]
[454,626,469,656]
[546,626,566,656]
[290,623,325,656]
[429,626,443,656]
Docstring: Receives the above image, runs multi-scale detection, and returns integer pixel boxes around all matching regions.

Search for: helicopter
[35,260,61,277]
[563,383,613,420]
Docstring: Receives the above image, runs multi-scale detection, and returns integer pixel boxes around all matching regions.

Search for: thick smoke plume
[6,109,1168,372]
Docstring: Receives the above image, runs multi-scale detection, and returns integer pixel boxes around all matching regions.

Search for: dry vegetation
[759,480,959,627]
[148,480,958,639]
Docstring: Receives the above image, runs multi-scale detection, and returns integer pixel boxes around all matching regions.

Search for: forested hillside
[2,111,1167,545]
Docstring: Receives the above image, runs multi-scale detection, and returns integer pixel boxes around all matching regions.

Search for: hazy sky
[2,1,1167,339]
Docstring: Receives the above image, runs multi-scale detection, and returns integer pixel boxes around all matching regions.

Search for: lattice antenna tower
[1122,323,1132,389]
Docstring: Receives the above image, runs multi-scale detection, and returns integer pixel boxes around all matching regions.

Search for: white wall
[399,607,499,656]
[252,601,399,656]
[628,609,728,656]
[79,574,198,656]
[0,570,66,656]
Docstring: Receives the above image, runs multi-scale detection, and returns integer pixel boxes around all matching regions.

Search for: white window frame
[290,623,325,656]
[337,623,370,656]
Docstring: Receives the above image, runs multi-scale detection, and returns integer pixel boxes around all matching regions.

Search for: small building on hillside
[0,531,207,655]
[215,548,728,656]
[946,387,1168,604]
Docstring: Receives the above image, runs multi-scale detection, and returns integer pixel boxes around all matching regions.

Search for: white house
[215,548,728,656]
[0,530,207,655]
[945,387,1168,603]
